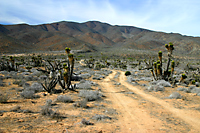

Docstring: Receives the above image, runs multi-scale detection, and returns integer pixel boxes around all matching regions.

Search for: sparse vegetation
[56,95,73,103]
[0,43,200,132]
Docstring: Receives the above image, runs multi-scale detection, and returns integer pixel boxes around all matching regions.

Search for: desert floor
[1,69,200,133]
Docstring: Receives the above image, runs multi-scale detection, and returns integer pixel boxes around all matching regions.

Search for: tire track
[118,70,200,132]
[99,71,166,133]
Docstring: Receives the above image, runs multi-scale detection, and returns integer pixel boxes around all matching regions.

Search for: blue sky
[0,0,199,36]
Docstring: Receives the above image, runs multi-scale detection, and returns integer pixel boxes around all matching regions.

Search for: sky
[0,0,200,37]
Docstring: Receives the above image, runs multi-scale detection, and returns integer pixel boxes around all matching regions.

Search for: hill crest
[0,21,199,55]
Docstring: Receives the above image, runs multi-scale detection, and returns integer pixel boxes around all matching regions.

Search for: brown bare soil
[1,69,200,132]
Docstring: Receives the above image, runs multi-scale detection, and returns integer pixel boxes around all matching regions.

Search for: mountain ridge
[0,21,199,55]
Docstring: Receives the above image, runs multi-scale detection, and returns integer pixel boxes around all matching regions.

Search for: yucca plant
[150,42,177,81]
[58,47,76,91]
[41,78,58,93]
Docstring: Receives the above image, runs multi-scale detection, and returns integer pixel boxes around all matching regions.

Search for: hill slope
[0,21,200,55]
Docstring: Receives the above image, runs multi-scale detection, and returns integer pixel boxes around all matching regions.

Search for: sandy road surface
[99,70,200,133]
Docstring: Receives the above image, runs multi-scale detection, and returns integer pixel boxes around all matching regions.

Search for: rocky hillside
[0,21,200,55]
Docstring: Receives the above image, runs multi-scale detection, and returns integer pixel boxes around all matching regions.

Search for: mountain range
[0,21,200,56]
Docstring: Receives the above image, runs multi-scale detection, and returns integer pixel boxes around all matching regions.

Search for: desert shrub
[81,118,94,125]
[39,75,48,80]
[25,75,38,81]
[30,69,42,77]
[10,106,22,112]
[190,87,200,94]
[21,72,30,76]
[125,71,131,76]
[22,82,30,88]
[40,99,63,119]
[56,95,73,103]
[0,93,9,103]
[21,82,44,97]
[139,77,152,81]
[92,74,104,80]
[40,105,59,118]
[76,80,92,89]
[101,69,112,75]
[20,90,40,99]
[156,80,171,87]
[73,99,88,108]
[13,79,26,87]
[29,82,44,92]
[41,105,54,116]
[185,85,196,93]
[12,74,23,79]
[45,99,53,106]
[9,106,33,113]
[9,71,17,76]
[18,67,27,72]
[94,63,105,70]
[79,90,102,101]
[166,92,182,99]
[149,80,171,87]
[80,73,91,79]
[177,87,187,91]
[92,114,112,121]
[147,85,165,92]
[0,71,9,75]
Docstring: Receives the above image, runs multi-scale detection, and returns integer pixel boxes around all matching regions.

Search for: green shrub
[125,71,131,76]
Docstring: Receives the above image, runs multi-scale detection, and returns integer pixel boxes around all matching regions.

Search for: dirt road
[99,70,200,133]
